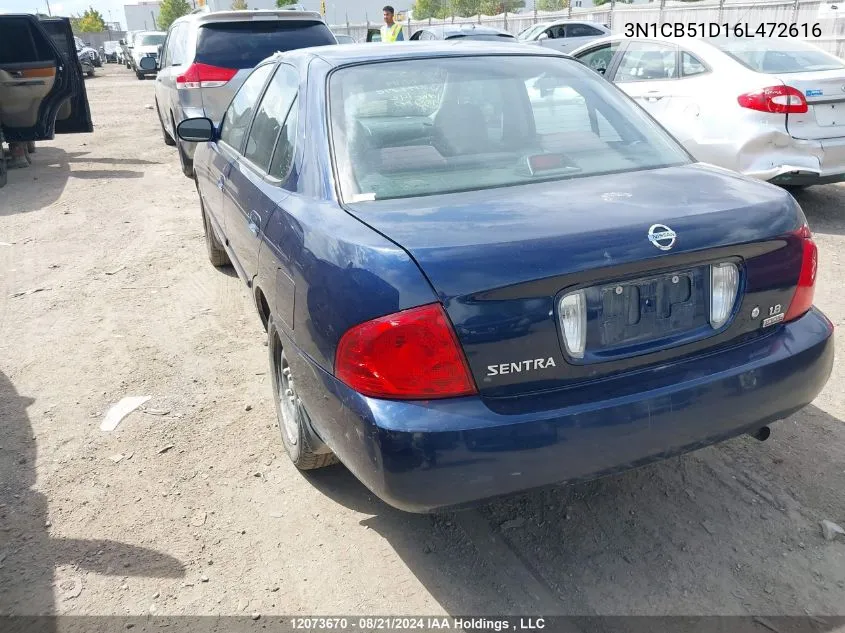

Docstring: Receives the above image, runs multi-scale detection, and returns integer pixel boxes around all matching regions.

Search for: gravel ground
[1,65,844,619]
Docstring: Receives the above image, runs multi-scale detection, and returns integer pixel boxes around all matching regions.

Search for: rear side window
[219,63,274,152]
[615,42,678,82]
[566,24,604,37]
[195,20,335,69]
[713,39,845,74]
[244,65,299,172]
[0,19,54,63]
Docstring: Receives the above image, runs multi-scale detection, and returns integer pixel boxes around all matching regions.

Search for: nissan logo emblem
[648,224,677,251]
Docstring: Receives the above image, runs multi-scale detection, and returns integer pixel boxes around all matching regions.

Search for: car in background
[101,40,121,63]
[571,36,845,188]
[121,30,144,69]
[0,14,93,186]
[129,31,165,80]
[175,43,831,512]
[518,20,609,53]
[409,24,516,41]
[333,33,356,44]
[154,9,336,177]
[74,36,99,76]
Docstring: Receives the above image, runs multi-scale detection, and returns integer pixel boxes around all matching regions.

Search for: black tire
[136,71,144,80]
[269,320,338,470]
[0,153,7,189]
[26,141,35,154]
[158,104,176,146]
[176,138,194,178]
[201,203,229,267]
[87,70,94,77]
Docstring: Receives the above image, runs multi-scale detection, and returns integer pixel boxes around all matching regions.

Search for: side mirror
[139,56,157,70]
[537,32,549,41]
[177,117,215,143]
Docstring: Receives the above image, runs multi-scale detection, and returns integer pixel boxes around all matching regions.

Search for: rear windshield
[196,20,335,69]
[329,56,690,202]
[138,34,165,47]
[712,38,845,74]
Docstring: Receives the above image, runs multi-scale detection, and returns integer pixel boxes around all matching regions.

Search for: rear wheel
[0,151,7,189]
[174,113,194,177]
[136,70,144,80]
[200,202,229,267]
[269,321,338,471]
[158,104,176,146]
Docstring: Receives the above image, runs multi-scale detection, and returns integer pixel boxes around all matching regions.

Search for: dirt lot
[1,64,845,619]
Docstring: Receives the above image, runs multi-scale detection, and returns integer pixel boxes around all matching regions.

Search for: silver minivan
[154,8,336,177]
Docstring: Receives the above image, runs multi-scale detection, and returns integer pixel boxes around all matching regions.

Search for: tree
[231,0,248,8]
[478,0,524,14]
[158,0,191,30]
[537,0,567,10]
[76,7,106,32]
[276,0,298,6]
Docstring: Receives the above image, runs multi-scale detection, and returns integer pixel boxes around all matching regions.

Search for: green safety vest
[381,23,402,42]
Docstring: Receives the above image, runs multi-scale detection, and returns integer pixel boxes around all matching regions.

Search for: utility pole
[45,0,52,15]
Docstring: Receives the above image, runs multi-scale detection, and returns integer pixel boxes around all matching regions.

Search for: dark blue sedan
[176,42,834,512]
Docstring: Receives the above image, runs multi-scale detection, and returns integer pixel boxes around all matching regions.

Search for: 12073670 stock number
[291,617,436,630]
[624,22,823,38]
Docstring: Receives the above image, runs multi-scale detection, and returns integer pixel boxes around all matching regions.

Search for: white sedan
[571,36,845,188]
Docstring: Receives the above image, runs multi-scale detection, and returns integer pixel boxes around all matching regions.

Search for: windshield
[518,23,548,41]
[712,38,845,74]
[138,33,165,47]
[330,56,690,202]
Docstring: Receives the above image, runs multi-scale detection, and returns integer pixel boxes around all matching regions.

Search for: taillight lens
[709,263,740,329]
[335,303,477,400]
[785,224,818,322]
[558,290,587,359]
[738,85,808,114]
[176,62,237,89]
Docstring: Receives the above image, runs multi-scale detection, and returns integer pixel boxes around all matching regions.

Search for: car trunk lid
[781,69,845,140]
[344,164,806,396]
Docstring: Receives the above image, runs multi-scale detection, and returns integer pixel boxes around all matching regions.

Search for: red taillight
[738,85,808,114]
[335,303,477,400]
[176,62,237,89]
[785,224,818,322]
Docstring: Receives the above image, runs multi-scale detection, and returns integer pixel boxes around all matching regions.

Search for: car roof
[534,19,608,29]
[302,40,568,66]
[573,34,723,56]
[174,8,324,26]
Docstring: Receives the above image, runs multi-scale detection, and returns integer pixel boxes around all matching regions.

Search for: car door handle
[216,176,225,191]
[644,91,666,101]
[248,211,261,236]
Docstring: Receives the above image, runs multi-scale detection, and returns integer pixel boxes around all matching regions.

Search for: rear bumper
[293,308,834,512]
[744,136,845,186]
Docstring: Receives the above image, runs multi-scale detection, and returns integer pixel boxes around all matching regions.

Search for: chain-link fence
[331,0,845,56]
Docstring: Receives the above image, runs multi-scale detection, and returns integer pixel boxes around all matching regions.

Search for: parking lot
[1,63,845,618]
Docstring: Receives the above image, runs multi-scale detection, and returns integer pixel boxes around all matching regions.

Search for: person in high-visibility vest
[380,5,404,42]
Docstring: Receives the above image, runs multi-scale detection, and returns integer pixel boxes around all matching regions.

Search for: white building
[124,1,162,31]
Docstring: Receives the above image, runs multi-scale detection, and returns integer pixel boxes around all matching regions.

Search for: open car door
[0,15,92,143]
